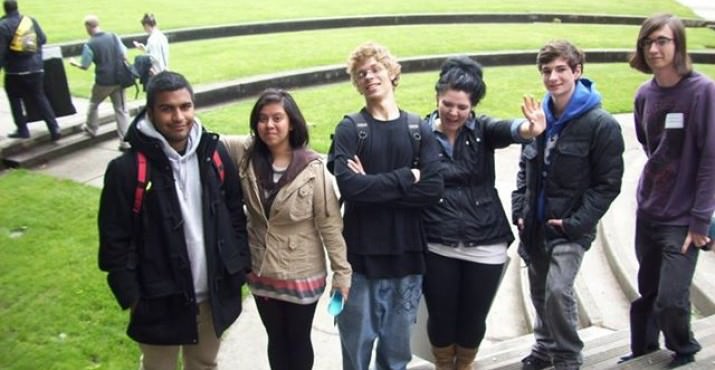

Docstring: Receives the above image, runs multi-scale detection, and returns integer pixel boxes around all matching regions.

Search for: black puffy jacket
[511,107,624,262]
[98,114,250,345]
[423,111,524,248]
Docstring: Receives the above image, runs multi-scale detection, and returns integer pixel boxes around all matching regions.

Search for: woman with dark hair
[422,56,545,369]
[222,89,352,370]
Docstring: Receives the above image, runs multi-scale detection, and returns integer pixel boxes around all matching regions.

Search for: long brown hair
[629,13,692,76]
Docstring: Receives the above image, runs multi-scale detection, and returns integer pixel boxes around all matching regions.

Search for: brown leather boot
[431,344,456,370]
[455,346,478,370]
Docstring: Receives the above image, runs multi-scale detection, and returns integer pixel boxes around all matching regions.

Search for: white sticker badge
[664,112,684,129]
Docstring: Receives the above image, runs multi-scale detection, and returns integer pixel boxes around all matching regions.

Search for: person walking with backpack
[98,71,250,370]
[0,0,60,140]
[222,89,352,370]
[133,13,168,75]
[421,56,546,370]
[70,14,131,150]
[331,42,444,370]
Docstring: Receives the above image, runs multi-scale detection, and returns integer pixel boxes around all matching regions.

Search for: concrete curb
[4,49,715,167]
[51,13,715,57]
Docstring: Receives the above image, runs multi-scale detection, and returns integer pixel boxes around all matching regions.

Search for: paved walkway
[676,0,715,20]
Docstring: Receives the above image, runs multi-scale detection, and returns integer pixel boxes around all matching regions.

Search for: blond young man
[331,42,444,370]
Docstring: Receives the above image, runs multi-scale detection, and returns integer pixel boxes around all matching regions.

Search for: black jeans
[4,72,59,136]
[423,251,504,349]
[629,216,701,356]
[254,296,318,370]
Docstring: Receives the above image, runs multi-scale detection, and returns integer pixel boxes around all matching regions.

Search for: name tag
[664,112,684,129]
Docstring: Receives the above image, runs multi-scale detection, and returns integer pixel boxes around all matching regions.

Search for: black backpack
[326,111,422,174]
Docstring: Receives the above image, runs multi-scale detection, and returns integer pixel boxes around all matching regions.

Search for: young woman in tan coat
[222,88,351,370]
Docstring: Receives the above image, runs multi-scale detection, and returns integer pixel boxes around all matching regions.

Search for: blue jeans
[528,242,585,368]
[337,273,422,370]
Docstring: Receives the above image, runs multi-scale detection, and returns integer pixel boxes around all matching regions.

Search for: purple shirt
[634,72,715,235]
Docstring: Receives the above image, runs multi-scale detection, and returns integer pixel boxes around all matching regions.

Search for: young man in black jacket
[332,42,444,370]
[98,71,250,369]
[0,0,60,140]
[511,41,624,370]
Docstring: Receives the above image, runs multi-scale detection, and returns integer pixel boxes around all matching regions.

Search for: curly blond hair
[346,42,401,88]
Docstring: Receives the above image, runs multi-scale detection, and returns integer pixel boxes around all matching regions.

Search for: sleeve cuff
[511,119,533,144]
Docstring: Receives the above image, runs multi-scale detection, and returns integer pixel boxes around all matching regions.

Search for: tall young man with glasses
[621,13,715,368]
[331,42,443,370]
[512,40,624,370]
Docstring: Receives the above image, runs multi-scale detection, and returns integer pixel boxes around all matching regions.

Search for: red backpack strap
[132,152,149,214]
[212,149,225,184]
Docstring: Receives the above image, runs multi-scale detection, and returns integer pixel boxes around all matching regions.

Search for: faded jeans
[337,273,422,370]
[527,242,585,368]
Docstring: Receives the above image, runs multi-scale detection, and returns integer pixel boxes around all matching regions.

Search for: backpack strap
[132,151,149,214]
[406,113,422,168]
[345,112,369,159]
[211,149,225,184]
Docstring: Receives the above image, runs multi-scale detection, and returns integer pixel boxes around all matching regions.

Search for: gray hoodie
[137,116,209,303]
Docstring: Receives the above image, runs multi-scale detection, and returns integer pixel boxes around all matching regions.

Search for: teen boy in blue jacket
[512,41,624,370]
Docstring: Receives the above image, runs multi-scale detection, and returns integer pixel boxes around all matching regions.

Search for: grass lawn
[198,63,715,153]
[62,23,715,99]
[21,0,696,44]
[0,170,138,369]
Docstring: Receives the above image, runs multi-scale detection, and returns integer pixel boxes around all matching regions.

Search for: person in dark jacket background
[512,41,624,370]
[422,56,545,370]
[98,71,250,370]
[0,0,60,140]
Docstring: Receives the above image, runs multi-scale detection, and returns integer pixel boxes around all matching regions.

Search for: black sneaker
[667,353,694,368]
[522,354,552,370]
[8,131,30,139]
[617,348,659,364]
[50,131,61,141]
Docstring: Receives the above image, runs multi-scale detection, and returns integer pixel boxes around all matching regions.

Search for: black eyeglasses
[639,36,673,49]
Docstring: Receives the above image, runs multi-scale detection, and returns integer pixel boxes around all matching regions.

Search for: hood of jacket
[542,78,602,139]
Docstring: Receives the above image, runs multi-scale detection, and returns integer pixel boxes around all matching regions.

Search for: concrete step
[577,233,632,331]
[2,122,119,168]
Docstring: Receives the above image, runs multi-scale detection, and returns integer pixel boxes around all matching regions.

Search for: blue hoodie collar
[542,78,602,139]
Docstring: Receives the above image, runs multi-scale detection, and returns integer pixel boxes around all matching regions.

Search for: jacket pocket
[288,182,314,221]
[142,279,181,298]
[552,141,589,189]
